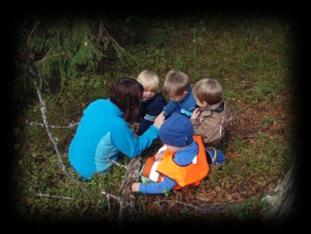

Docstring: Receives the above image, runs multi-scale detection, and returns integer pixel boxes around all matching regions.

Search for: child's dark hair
[110,78,143,123]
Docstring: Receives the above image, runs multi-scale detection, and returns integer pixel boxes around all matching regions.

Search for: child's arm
[131,182,141,192]
[136,118,154,135]
[137,99,166,135]
[190,108,200,120]
[111,119,160,158]
[190,108,201,129]
[132,177,176,194]
[137,110,162,135]
[163,101,178,118]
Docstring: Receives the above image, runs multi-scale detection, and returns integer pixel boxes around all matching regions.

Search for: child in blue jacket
[162,70,196,119]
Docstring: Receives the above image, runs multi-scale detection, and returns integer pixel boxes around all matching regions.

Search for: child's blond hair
[137,70,159,92]
[162,70,190,97]
[192,78,223,105]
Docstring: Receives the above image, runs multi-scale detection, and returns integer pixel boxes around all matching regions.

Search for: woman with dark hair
[68,78,165,180]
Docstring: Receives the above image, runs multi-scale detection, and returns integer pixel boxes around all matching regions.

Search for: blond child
[135,70,166,135]
[162,70,196,118]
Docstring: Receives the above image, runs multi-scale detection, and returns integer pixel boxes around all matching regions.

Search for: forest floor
[10,14,299,223]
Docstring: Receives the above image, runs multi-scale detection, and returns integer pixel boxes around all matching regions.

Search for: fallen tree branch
[31,78,88,193]
[119,158,141,194]
[118,157,141,221]
[33,79,69,175]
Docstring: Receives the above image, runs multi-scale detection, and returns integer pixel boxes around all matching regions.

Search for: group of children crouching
[131,70,231,195]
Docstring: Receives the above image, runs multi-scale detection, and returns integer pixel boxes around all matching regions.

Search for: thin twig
[109,159,128,170]
[101,190,124,219]
[118,158,141,220]
[100,21,134,65]
[119,158,141,194]
[37,51,65,64]
[155,199,244,214]
[96,19,104,48]
[101,158,140,221]
[26,120,78,129]
[101,190,122,202]
[106,194,111,215]
[154,199,205,211]
[36,48,52,63]
[35,193,73,200]
[27,21,40,48]
[102,25,124,51]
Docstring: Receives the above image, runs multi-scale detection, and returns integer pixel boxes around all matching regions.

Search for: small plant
[261,115,275,129]
[235,197,259,220]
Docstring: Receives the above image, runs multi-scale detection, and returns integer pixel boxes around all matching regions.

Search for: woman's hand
[131,123,140,133]
[191,108,200,120]
[153,112,165,129]
[131,182,141,192]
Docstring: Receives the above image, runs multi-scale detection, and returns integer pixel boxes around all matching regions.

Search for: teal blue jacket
[68,99,159,180]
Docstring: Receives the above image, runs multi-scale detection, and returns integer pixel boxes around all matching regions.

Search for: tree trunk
[262,153,303,222]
